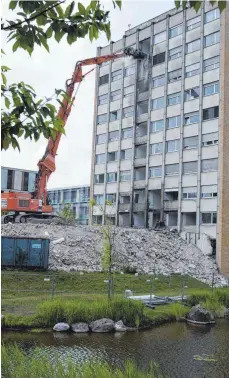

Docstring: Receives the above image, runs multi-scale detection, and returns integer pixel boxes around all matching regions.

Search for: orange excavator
[1,47,146,224]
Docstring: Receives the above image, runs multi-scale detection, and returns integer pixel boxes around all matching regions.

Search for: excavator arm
[33,47,146,205]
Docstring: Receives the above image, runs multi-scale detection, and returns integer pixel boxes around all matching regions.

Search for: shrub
[35,298,145,327]
[186,289,229,308]
[122,266,137,274]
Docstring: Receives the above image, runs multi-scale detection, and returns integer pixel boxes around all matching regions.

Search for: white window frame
[122,127,133,139]
[107,172,117,183]
[186,15,201,31]
[185,62,200,78]
[201,212,217,224]
[110,89,121,102]
[149,166,162,178]
[184,112,199,125]
[203,56,219,72]
[152,74,165,88]
[168,92,181,106]
[98,93,108,105]
[95,153,105,164]
[169,46,182,60]
[203,82,219,97]
[152,97,165,110]
[121,149,132,160]
[97,113,107,125]
[205,8,220,24]
[184,87,200,101]
[111,69,122,82]
[201,192,217,198]
[151,143,163,155]
[168,69,182,83]
[186,39,200,54]
[96,133,106,144]
[183,136,199,150]
[169,24,183,38]
[151,119,164,132]
[167,116,181,129]
[108,151,118,162]
[165,164,180,176]
[166,139,180,153]
[204,31,220,48]
[108,130,119,141]
[120,170,131,182]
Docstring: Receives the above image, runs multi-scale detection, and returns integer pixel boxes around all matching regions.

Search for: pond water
[2,320,229,378]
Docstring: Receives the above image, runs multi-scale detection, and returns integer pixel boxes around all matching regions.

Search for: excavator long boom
[33,47,146,205]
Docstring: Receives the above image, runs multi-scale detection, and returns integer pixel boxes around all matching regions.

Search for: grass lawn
[1,270,210,316]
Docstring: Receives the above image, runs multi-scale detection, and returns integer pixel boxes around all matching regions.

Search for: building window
[108,151,118,162]
[201,158,218,172]
[99,74,109,86]
[23,172,29,191]
[166,139,180,153]
[120,170,131,182]
[168,69,182,83]
[123,106,134,118]
[108,130,119,141]
[184,87,200,101]
[201,212,217,224]
[168,92,181,106]
[7,170,13,189]
[183,136,198,149]
[124,65,135,77]
[204,81,219,96]
[201,191,217,198]
[106,193,116,203]
[151,143,163,155]
[98,93,108,105]
[120,149,132,160]
[183,161,198,174]
[152,96,165,110]
[184,112,199,125]
[95,153,105,164]
[110,110,120,122]
[204,31,220,48]
[94,173,104,184]
[185,62,200,78]
[203,56,219,72]
[167,115,181,129]
[165,164,179,176]
[124,85,134,97]
[110,90,121,102]
[202,132,218,146]
[97,113,107,124]
[169,46,182,60]
[151,119,164,132]
[137,100,148,116]
[169,24,182,38]
[111,69,122,81]
[153,52,166,65]
[205,8,220,23]
[152,74,165,87]
[186,39,200,53]
[203,106,219,121]
[182,189,197,199]
[149,166,162,178]
[186,15,201,31]
[107,172,117,183]
[154,31,166,44]
[96,133,106,144]
[122,127,133,139]
[94,195,104,205]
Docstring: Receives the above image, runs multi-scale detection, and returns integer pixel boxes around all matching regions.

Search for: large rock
[53,322,70,332]
[71,322,89,333]
[187,305,215,323]
[114,320,127,332]
[89,318,114,333]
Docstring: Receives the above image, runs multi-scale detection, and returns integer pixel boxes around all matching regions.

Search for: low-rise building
[1,166,37,193]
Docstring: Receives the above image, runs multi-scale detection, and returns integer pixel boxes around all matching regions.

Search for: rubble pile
[2,223,227,287]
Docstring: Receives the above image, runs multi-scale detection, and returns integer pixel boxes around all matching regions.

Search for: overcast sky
[1,0,173,189]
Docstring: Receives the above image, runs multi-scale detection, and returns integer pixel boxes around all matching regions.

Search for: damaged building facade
[48,186,90,225]
[90,2,229,274]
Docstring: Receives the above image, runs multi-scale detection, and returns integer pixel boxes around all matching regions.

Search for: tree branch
[1,1,65,31]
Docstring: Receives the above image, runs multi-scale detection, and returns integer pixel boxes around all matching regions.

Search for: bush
[1,344,164,378]
[186,289,229,308]
[123,266,137,274]
[35,298,145,327]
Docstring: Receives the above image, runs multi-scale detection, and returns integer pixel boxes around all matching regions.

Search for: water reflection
[2,320,229,378]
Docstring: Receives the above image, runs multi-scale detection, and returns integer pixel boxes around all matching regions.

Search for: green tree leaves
[175,0,226,12]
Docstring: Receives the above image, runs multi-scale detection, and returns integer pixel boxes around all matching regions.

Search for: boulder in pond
[114,320,127,332]
[53,322,70,332]
[187,305,215,323]
[71,322,89,333]
[89,318,114,333]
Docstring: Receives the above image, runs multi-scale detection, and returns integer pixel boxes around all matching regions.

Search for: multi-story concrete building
[48,186,90,225]
[1,166,37,193]
[90,2,229,274]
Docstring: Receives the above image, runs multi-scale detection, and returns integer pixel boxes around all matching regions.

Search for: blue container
[1,237,49,269]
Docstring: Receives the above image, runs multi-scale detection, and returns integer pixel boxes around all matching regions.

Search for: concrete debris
[1,223,228,287]
[52,237,65,245]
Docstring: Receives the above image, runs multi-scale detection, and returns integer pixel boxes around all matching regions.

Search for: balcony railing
[134,180,146,189]
[164,200,178,211]
[134,158,146,167]
[135,135,147,145]
[119,203,130,212]
[133,203,145,212]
